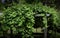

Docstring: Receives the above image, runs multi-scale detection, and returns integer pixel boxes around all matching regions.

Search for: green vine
[0,4,34,38]
[0,3,59,38]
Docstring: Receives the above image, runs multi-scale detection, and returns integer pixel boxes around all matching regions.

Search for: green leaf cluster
[0,4,35,38]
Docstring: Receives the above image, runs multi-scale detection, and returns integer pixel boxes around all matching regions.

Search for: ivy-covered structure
[0,0,60,38]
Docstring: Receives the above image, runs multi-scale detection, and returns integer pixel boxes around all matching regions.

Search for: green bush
[0,4,34,38]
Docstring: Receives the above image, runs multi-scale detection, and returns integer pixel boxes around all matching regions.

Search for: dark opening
[34,16,43,28]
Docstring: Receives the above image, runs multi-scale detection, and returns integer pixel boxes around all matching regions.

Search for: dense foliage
[34,3,58,27]
[0,1,59,38]
[0,4,35,38]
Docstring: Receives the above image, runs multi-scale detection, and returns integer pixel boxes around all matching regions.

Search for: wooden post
[43,13,50,38]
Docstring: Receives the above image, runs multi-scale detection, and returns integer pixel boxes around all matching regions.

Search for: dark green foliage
[0,4,35,38]
[0,2,59,38]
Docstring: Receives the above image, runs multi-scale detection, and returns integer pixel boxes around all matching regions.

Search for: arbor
[0,0,60,38]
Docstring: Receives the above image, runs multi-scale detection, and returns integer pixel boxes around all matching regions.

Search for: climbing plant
[33,3,58,28]
[0,4,34,38]
[0,2,59,38]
